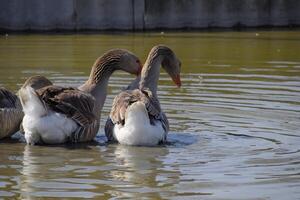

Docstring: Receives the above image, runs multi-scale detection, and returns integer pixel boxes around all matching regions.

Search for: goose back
[35,85,99,142]
[105,88,169,142]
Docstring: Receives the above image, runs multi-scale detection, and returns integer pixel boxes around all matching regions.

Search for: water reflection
[20,143,179,199]
[20,145,104,198]
[104,145,176,199]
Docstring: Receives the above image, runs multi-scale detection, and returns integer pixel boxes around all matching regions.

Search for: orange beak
[172,74,181,88]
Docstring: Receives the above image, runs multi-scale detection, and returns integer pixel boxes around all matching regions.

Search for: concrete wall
[0,0,299,31]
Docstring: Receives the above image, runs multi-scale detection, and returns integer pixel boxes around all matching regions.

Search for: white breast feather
[21,86,78,145]
[113,101,165,146]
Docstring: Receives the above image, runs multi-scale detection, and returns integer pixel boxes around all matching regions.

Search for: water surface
[0,31,300,199]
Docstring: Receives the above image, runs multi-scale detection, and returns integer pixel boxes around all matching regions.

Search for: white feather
[113,101,165,146]
[22,87,47,118]
[21,86,78,145]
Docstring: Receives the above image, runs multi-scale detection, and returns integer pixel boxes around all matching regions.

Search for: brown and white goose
[0,76,52,139]
[19,49,142,145]
[105,45,181,146]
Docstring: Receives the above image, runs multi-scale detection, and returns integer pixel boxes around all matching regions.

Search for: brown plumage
[89,49,129,84]
[33,85,98,142]
[139,45,181,93]
[105,88,169,143]
[18,75,53,110]
[19,49,142,144]
[109,89,161,125]
[106,88,169,142]
[105,45,181,144]
[22,75,53,90]
[0,75,53,139]
[0,87,23,139]
[37,86,95,126]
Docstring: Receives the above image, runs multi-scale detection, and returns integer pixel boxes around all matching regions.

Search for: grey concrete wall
[75,0,134,29]
[0,0,75,30]
[0,0,299,31]
[144,0,300,28]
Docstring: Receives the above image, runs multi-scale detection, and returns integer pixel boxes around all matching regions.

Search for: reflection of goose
[20,145,103,199]
[19,50,142,145]
[21,145,40,199]
[0,76,52,139]
[110,145,169,186]
[105,45,182,146]
[103,145,183,199]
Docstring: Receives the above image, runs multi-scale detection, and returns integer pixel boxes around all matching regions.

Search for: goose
[19,49,142,145]
[0,76,52,139]
[105,45,181,146]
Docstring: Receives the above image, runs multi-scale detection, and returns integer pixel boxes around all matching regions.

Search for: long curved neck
[139,55,163,97]
[79,62,115,118]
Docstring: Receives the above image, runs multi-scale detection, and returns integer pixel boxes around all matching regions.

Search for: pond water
[0,31,300,199]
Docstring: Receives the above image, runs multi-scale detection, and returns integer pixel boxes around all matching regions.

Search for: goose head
[158,45,182,87]
[18,75,53,106]
[89,49,142,84]
[21,75,53,90]
[118,50,143,76]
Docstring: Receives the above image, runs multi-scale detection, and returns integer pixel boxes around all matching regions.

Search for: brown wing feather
[139,89,161,119]
[0,88,24,138]
[0,87,18,108]
[109,88,167,129]
[142,89,169,135]
[70,119,100,143]
[0,108,24,139]
[108,88,169,143]
[104,117,117,142]
[160,112,169,134]
[110,90,131,124]
[37,85,96,126]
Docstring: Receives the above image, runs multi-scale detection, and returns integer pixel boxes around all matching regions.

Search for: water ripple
[0,31,300,199]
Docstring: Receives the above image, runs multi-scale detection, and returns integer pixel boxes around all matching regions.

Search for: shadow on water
[8,131,199,149]
[95,132,200,148]
[165,132,200,147]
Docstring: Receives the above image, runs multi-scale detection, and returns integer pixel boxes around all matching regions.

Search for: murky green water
[0,31,300,199]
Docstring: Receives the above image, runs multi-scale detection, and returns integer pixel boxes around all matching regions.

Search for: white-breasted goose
[19,49,142,145]
[105,45,181,146]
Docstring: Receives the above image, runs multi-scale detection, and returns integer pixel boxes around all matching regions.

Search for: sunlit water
[0,31,300,199]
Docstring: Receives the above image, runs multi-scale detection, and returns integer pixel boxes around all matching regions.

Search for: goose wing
[0,88,24,138]
[109,88,161,125]
[37,85,98,142]
[106,88,169,142]
[0,87,18,108]
[37,85,96,126]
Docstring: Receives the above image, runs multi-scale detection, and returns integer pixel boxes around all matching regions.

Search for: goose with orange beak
[105,45,182,146]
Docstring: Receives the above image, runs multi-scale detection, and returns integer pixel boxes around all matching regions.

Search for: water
[0,31,300,199]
